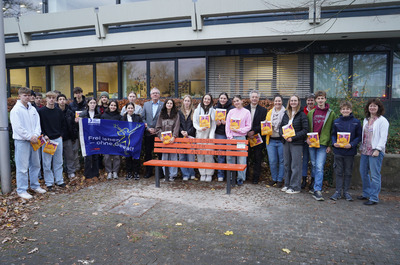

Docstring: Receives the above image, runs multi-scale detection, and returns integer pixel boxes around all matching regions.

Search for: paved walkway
[1,179,399,264]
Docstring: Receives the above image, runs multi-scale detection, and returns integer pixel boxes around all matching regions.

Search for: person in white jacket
[10,87,47,199]
[359,98,389,206]
[193,93,216,182]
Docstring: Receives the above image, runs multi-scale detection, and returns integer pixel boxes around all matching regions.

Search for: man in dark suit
[245,90,267,184]
[141,87,164,178]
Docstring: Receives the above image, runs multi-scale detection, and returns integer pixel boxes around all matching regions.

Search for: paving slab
[0,179,399,264]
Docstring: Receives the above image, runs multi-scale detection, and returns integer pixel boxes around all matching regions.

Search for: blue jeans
[266,139,284,182]
[227,136,247,181]
[162,153,178,178]
[360,153,384,202]
[42,137,64,186]
[14,140,41,194]
[215,134,227,179]
[179,153,195,178]
[309,145,327,191]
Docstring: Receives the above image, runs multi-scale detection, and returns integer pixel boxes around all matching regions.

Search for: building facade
[4,0,400,114]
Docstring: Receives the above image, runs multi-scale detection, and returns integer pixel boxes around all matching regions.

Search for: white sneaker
[200,175,206,181]
[281,186,288,192]
[205,175,212,182]
[218,177,224,182]
[33,187,47,194]
[286,188,300,194]
[190,176,196,180]
[107,173,113,180]
[183,177,189,181]
[18,192,33,199]
[69,173,76,179]
[113,172,119,179]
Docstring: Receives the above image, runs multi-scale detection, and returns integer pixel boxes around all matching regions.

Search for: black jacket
[121,113,143,123]
[100,111,121,121]
[179,110,196,138]
[245,104,267,135]
[214,99,234,135]
[79,109,101,119]
[280,111,308,145]
[58,105,78,141]
[69,95,87,113]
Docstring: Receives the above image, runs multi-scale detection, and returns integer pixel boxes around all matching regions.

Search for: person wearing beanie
[97,91,110,115]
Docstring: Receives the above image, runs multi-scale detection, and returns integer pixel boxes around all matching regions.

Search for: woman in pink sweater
[225,95,252,185]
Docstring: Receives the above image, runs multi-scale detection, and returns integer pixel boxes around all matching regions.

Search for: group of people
[10,86,389,206]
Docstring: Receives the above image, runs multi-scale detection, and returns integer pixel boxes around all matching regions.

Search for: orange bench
[143,137,249,194]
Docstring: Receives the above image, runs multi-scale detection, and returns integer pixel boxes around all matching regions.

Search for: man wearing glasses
[142,88,164,178]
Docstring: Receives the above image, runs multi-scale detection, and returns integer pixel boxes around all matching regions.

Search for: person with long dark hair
[101,99,122,179]
[155,99,180,181]
[358,98,389,205]
[79,97,101,182]
[121,102,144,180]
[193,93,216,182]
[214,92,234,182]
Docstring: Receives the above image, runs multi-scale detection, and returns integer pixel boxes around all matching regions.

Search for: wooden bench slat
[153,148,248,157]
[155,137,248,145]
[154,142,249,151]
[143,160,247,171]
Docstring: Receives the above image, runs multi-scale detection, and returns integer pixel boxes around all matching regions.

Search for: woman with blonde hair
[279,95,308,194]
[179,95,196,181]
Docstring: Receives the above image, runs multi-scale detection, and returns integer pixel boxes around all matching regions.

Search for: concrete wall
[4,0,400,58]
[342,154,400,191]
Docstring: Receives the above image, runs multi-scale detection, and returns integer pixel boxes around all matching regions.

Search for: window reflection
[122,61,147,98]
[314,54,349,98]
[150,61,175,98]
[178,58,205,98]
[29,67,46,94]
[48,0,116,13]
[96,63,118,99]
[9,69,27,98]
[3,0,42,17]
[353,54,387,98]
[393,52,400,98]
[51,65,71,98]
[73,65,94,98]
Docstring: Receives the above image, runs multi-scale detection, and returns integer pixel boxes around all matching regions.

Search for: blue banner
[79,118,145,158]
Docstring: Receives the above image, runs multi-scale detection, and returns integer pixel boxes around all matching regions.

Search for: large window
[393,52,400,98]
[314,54,349,98]
[122,61,147,98]
[209,55,310,99]
[73,65,93,97]
[9,69,27,98]
[29,67,46,94]
[353,54,387,98]
[96,63,118,99]
[51,65,70,98]
[150,61,175,98]
[242,57,273,97]
[178,58,205,98]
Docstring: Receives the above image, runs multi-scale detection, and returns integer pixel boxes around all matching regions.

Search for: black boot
[301,176,307,189]
[308,177,315,192]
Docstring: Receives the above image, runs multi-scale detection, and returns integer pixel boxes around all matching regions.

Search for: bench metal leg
[227,170,231,194]
[155,166,160,188]
[165,166,170,181]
